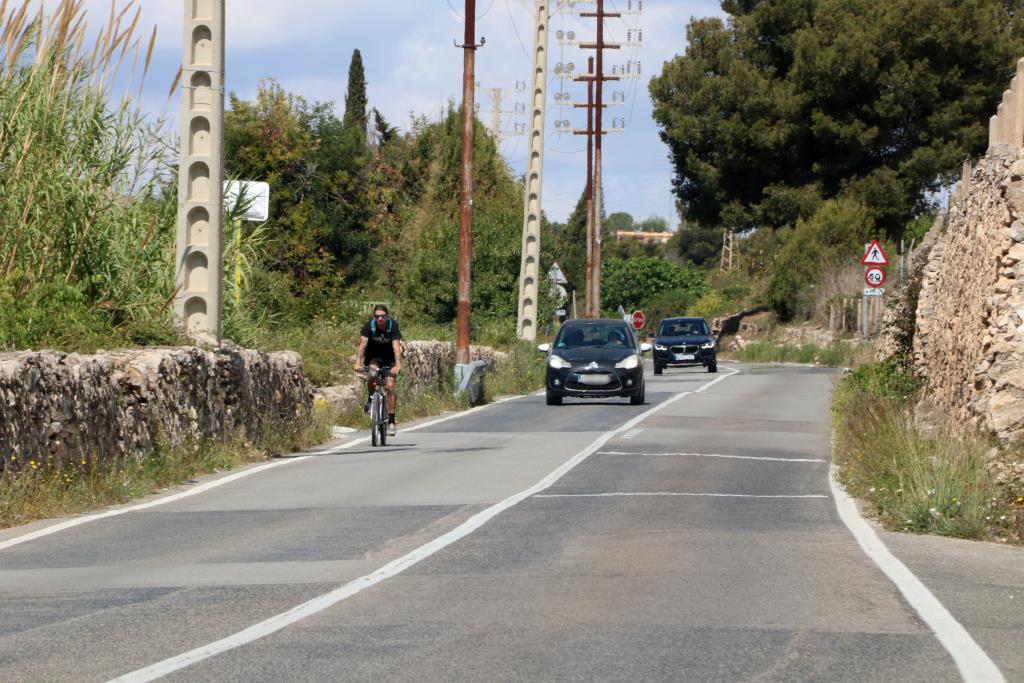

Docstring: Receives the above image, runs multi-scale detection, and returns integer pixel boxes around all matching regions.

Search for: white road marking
[829,464,1006,682]
[0,393,532,552]
[0,459,310,553]
[534,492,828,499]
[599,451,826,463]
[619,429,643,440]
[108,368,741,682]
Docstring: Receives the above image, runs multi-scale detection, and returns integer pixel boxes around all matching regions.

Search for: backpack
[370,317,393,335]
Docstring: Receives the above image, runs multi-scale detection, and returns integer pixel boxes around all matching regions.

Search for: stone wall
[912,148,1024,443]
[0,346,312,471]
[315,341,509,412]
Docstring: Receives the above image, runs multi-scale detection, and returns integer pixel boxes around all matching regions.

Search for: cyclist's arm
[391,339,402,375]
[354,335,368,371]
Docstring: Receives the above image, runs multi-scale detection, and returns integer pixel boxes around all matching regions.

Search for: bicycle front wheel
[370,393,381,447]
[376,392,388,446]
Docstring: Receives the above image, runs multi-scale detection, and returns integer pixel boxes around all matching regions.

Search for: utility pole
[516,0,550,340]
[456,0,482,367]
[573,57,595,317]
[175,0,225,341]
[578,1,620,316]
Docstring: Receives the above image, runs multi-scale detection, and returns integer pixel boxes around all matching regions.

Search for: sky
[48,0,725,225]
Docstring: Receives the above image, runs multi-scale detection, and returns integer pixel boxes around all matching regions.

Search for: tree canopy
[650,0,1024,237]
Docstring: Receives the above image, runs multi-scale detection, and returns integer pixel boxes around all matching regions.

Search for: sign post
[860,241,889,339]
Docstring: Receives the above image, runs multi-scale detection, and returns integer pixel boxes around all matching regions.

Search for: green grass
[0,404,335,529]
[727,340,864,367]
[833,360,1023,544]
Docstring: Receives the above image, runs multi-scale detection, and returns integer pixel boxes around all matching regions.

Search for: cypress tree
[342,49,368,140]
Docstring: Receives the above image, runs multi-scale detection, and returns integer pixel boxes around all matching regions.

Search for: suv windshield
[556,323,633,350]
[659,319,709,337]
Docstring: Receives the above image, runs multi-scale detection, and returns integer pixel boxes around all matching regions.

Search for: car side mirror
[537,343,551,353]
[640,342,652,353]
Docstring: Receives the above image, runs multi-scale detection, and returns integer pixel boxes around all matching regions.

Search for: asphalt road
[0,362,1020,682]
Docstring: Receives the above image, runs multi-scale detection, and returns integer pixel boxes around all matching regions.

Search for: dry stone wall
[913,148,1024,443]
[315,341,509,412]
[0,346,312,471]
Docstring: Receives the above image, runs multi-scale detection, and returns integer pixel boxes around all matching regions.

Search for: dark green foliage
[768,198,874,319]
[636,216,669,232]
[342,49,368,138]
[650,0,1024,236]
[601,256,708,314]
[605,211,634,233]
[643,287,707,329]
[550,190,589,296]
[670,223,724,266]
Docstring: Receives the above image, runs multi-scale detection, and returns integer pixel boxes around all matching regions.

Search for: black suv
[653,316,717,374]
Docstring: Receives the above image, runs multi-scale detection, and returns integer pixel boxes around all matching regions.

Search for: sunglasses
[374,313,388,318]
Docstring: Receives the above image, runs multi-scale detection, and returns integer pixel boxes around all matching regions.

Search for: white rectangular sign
[224,181,270,222]
[864,287,885,297]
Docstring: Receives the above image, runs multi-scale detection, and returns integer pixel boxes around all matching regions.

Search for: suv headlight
[548,355,571,369]
[654,344,668,351]
[701,341,716,349]
[615,354,640,370]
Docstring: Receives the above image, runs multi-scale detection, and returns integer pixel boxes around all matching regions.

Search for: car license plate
[576,373,612,386]
[675,353,695,361]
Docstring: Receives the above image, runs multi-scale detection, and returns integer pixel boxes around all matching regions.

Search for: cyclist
[355,304,403,436]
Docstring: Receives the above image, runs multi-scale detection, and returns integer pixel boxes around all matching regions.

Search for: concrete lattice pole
[516,0,550,340]
[174,0,225,340]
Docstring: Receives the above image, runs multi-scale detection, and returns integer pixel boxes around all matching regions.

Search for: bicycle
[360,366,392,447]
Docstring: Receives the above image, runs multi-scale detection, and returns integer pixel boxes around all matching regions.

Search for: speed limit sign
[864,266,886,287]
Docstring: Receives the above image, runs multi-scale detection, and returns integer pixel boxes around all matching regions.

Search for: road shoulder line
[829,464,1006,683]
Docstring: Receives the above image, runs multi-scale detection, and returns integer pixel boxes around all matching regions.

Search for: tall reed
[0,0,177,348]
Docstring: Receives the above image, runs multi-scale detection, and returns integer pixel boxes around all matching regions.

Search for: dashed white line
[619,429,644,440]
[108,368,741,682]
[599,451,826,463]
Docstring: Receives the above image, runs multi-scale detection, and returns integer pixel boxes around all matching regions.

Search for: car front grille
[565,373,623,392]
[671,344,700,354]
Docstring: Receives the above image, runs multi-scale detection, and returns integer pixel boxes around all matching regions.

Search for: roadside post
[861,240,889,339]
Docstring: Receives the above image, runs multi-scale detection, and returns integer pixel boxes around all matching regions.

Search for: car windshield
[555,323,632,349]
[659,319,709,336]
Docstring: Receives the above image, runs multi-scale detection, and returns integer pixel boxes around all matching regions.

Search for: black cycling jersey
[360,317,402,365]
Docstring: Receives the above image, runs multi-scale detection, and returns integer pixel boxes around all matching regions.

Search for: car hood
[553,347,635,366]
[655,335,713,346]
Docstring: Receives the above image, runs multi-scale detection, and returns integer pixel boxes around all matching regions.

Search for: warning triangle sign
[861,240,889,266]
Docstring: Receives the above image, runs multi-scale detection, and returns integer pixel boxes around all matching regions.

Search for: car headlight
[701,341,716,349]
[615,354,640,370]
[654,344,668,351]
[548,355,571,369]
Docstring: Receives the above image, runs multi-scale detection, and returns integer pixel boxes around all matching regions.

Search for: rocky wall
[913,147,1024,443]
[0,346,312,470]
[315,341,509,412]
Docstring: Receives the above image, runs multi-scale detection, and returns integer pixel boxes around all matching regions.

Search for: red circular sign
[631,310,646,330]
[864,267,886,287]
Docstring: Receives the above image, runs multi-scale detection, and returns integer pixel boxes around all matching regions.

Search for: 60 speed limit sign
[864,266,886,287]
